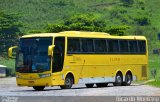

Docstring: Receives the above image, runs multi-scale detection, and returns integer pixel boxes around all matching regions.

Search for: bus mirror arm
[8,46,18,59]
[48,45,55,56]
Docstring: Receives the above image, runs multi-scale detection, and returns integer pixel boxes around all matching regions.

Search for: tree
[45,14,129,36]
[46,24,69,33]
[46,14,106,33]
[0,10,23,54]
[134,16,150,26]
[106,25,130,36]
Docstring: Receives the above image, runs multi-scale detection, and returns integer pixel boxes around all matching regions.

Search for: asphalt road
[0,77,160,96]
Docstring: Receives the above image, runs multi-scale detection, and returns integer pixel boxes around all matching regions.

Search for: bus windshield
[16,37,52,73]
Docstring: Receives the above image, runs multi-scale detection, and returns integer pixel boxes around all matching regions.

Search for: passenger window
[67,38,80,53]
[94,39,107,52]
[108,40,119,53]
[81,39,94,53]
[129,40,138,53]
[119,40,129,53]
[138,40,146,53]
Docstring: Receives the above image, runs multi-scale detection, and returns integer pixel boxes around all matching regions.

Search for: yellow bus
[8,31,148,91]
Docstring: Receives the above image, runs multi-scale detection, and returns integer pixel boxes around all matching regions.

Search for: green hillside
[0,0,116,32]
[0,0,158,31]
[0,0,160,49]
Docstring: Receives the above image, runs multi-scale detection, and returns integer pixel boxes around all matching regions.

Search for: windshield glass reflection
[16,37,52,73]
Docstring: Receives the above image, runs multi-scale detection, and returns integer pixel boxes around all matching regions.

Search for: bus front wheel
[33,86,45,91]
[60,75,73,89]
[113,73,123,86]
[85,84,94,88]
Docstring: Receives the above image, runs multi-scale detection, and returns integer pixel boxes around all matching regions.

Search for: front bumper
[16,77,52,86]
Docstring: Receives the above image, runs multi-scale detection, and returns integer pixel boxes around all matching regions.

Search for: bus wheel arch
[126,70,133,81]
[113,71,123,86]
[66,72,75,84]
[60,72,74,89]
[122,70,133,86]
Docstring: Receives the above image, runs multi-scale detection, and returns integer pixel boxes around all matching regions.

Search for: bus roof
[22,33,57,38]
[21,31,146,40]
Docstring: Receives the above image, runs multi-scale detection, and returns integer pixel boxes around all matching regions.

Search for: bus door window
[52,37,65,73]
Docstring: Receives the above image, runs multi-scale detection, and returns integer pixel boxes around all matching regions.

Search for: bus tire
[96,83,108,87]
[113,73,123,86]
[33,86,45,91]
[122,73,132,86]
[85,84,94,88]
[60,74,73,89]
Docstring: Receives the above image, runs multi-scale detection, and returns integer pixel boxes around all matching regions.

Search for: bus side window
[119,40,129,53]
[81,39,94,53]
[108,40,119,53]
[129,40,138,53]
[67,38,80,54]
[138,40,146,54]
[94,39,107,53]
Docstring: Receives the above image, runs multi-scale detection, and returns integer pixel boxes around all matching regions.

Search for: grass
[147,54,160,87]
[0,0,114,32]
[0,57,15,68]
[147,80,160,87]
[148,54,160,80]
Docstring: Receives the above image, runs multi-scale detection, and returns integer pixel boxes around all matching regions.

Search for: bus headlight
[39,73,51,78]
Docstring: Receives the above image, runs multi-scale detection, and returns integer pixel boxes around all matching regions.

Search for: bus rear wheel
[96,83,108,87]
[122,73,132,86]
[60,75,73,89]
[113,73,123,86]
[85,84,94,88]
[33,86,45,91]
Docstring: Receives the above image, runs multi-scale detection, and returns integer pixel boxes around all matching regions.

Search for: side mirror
[48,45,55,56]
[8,46,18,59]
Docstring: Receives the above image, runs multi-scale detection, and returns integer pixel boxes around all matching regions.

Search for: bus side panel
[63,54,148,84]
